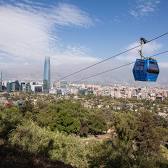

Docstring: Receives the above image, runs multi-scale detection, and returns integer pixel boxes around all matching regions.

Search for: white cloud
[50,3,93,27]
[52,45,98,65]
[0,1,96,80]
[0,6,49,61]
[130,0,160,18]
[116,41,162,61]
[12,0,93,27]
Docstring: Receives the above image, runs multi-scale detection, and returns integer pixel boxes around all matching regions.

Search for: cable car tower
[133,38,159,82]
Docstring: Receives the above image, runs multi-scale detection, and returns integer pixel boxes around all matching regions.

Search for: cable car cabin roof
[133,58,159,82]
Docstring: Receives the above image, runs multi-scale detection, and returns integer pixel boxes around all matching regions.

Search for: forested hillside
[0,94,168,168]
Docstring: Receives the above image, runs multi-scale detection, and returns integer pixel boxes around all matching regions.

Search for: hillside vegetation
[0,95,168,168]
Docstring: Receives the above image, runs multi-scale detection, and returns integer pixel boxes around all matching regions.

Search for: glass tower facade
[0,72,2,92]
[43,56,51,93]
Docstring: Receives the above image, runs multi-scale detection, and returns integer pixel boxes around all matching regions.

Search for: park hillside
[0,93,168,168]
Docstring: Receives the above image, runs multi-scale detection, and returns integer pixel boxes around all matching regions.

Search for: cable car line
[74,50,168,83]
[59,31,168,81]
[133,37,159,82]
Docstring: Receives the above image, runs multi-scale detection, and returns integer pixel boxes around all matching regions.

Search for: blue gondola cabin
[133,58,159,82]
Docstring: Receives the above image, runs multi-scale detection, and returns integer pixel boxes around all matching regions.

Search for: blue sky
[0,0,168,84]
[57,0,168,57]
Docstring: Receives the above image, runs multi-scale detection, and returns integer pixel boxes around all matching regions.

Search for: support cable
[74,50,168,83]
[59,32,168,81]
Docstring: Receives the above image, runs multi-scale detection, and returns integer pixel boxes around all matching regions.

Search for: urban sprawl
[0,56,168,101]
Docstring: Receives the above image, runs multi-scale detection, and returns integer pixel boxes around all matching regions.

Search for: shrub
[89,111,168,168]
[9,120,93,168]
[36,100,107,135]
[0,107,22,138]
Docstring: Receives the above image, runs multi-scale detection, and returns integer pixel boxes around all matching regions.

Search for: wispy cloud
[0,1,97,79]
[0,5,49,61]
[0,0,93,27]
[116,41,162,61]
[130,0,160,18]
[50,3,93,27]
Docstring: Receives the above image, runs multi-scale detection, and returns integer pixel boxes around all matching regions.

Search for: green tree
[0,107,22,138]
[89,111,168,168]
[36,100,107,135]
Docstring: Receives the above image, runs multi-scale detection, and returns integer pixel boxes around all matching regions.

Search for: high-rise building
[20,82,26,92]
[7,80,20,92]
[43,56,51,93]
[26,83,31,93]
[7,82,12,93]
[0,72,2,92]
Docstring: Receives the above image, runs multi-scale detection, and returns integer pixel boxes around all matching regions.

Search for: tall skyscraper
[43,56,51,93]
[0,72,2,92]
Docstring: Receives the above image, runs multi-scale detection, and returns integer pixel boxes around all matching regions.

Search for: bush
[89,111,168,168]
[36,100,107,135]
[0,107,22,138]
[9,120,92,168]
